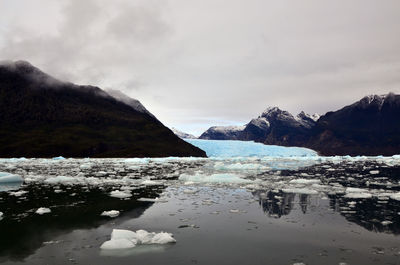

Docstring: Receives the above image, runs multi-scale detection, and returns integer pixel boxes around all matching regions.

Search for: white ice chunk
[289,179,321,185]
[344,187,372,199]
[110,190,132,199]
[282,188,318,195]
[44,176,77,185]
[369,170,379,175]
[100,229,176,250]
[179,173,252,184]
[9,190,28,197]
[100,238,136,250]
[35,207,51,215]
[101,210,120,218]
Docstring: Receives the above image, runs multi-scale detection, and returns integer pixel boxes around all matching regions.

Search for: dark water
[0,157,399,265]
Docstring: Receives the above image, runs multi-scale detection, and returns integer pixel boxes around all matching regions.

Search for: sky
[1,0,400,136]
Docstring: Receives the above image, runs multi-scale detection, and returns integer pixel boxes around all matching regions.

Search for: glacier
[185,139,317,157]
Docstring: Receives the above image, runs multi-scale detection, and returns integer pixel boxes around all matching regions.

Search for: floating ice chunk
[0,172,23,183]
[141,179,161,186]
[100,229,175,250]
[52,156,65,160]
[101,210,120,218]
[344,187,372,199]
[214,162,268,171]
[179,173,252,184]
[381,220,392,226]
[369,170,379,175]
[44,176,77,185]
[0,212,3,220]
[36,207,51,215]
[390,192,400,201]
[289,179,321,185]
[110,190,132,199]
[138,197,168,203]
[9,190,28,197]
[100,238,136,250]
[282,188,318,195]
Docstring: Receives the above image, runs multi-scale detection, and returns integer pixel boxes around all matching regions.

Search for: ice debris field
[0,140,399,257]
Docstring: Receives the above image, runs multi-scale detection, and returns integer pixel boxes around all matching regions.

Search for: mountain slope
[0,60,206,158]
[308,93,400,155]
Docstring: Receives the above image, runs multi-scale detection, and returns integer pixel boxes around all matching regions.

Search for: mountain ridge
[200,93,400,156]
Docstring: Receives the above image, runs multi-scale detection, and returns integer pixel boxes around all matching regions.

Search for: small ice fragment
[137,197,168,203]
[0,212,3,220]
[289,179,320,185]
[229,209,240,213]
[9,190,28,197]
[101,210,120,218]
[36,207,51,215]
[369,170,379,175]
[109,190,132,199]
[381,221,392,226]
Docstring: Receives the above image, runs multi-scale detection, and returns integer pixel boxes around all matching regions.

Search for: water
[0,141,400,265]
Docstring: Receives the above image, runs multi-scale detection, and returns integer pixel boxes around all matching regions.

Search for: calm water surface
[0,155,399,265]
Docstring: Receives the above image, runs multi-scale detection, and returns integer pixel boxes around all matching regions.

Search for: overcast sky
[1,0,400,135]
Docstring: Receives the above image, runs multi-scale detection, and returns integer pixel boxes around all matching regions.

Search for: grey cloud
[0,0,400,135]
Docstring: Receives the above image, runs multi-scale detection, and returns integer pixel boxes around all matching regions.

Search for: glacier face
[185,139,318,157]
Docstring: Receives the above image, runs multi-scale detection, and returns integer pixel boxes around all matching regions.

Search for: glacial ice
[100,229,176,249]
[0,172,23,183]
[185,139,318,157]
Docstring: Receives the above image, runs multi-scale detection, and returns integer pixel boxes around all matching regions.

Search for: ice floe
[100,229,176,249]
[110,190,132,199]
[101,210,120,218]
[35,207,51,215]
[179,173,252,184]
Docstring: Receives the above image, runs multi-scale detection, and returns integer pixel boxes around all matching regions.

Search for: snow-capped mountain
[199,125,245,140]
[199,93,400,155]
[171,128,197,139]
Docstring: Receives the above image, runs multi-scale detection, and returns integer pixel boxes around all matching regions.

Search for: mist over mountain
[0,61,206,158]
[200,94,400,156]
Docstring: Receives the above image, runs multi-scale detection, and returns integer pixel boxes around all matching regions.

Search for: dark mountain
[0,60,206,158]
[308,94,400,156]
[199,94,400,156]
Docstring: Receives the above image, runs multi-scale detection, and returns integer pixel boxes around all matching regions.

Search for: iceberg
[100,229,176,250]
[185,139,317,157]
